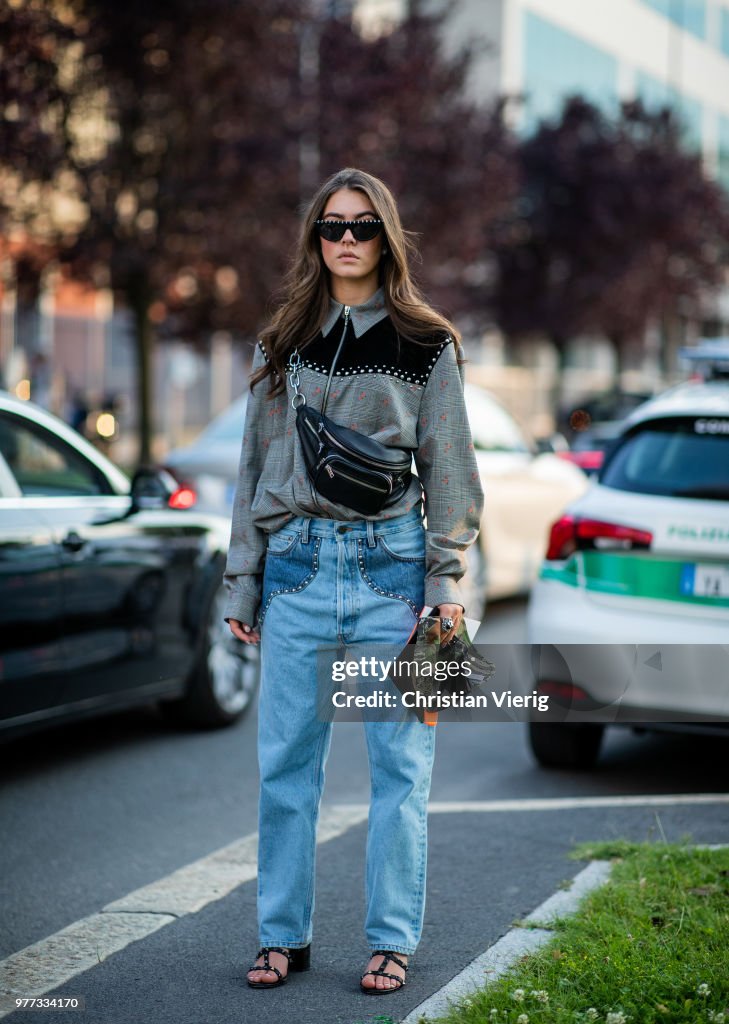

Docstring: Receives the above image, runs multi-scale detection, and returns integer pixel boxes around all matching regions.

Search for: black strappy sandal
[246,945,311,988]
[359,949,409,994]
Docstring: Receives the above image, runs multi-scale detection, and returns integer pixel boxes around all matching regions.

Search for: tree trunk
[549,333,569,420]
[127,273,153,466]
[609,333,624,386]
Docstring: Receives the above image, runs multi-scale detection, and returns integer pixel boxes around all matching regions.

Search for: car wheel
[528,722,604,769]
[162,582,259,728]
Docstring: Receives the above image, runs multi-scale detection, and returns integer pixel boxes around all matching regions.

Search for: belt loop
[366,520,376,548]
[301,518,311,544]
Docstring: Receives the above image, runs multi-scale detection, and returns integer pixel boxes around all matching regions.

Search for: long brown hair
[251,167,461,396]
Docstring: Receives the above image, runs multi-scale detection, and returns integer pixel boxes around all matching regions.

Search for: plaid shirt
[223,288,484,625]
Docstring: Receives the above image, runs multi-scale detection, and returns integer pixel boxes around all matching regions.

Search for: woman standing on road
[224,167,483,995]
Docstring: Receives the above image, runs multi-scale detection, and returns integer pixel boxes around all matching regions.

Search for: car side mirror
[129,466,178,512]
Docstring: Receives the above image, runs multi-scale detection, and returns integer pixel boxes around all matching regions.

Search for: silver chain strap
[287,349,306,409]
[286,309,350,415]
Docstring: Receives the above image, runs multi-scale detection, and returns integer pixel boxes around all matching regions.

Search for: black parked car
[0,391,258,741]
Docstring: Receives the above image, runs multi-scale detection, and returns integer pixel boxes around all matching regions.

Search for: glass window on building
[522,12,618,132]
[718,115,729,191]
[640,0,707,40]
[682,0,707,38]
[642,0,672,17]
[721,5,729,57]
[635,70,703,152]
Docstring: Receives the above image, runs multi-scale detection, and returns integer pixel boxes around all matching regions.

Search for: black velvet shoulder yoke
[297,314,450,388]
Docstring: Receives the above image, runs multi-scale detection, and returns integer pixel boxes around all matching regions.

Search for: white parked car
[164,385,588,617]
[461,384,587,613]
[526,363,729,768]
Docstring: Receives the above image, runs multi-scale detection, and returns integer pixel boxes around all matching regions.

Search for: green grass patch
[350,1016,397,1024]
[418,841,729,1024]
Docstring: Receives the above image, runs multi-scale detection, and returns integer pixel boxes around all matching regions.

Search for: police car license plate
[680,564,729,599]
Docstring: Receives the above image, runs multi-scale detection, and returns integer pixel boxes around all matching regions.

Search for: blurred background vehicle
[163,383,588,618]
[526,359,729,767]
[557,421,624,477]
[462,383,588,612]
[163,395,248,514]
[525,643,729,771]
[556,389,655,477]
[0,391,258,741]
[678,337,729,381]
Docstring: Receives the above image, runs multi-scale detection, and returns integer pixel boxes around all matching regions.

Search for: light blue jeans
[255,509,436,956]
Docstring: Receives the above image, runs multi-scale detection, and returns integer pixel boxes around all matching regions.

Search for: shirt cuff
[223,583,261,627]
[424,575,464,611]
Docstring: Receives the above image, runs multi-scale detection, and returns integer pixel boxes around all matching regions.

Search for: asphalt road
[2,597,728,1024]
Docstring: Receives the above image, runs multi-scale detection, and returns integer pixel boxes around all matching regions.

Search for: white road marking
[0,804,368,1018]
[104,803,369,917]
[1,794,726,1017]
[0,914,174,1018]
[401,861,613,1024]
[426,793,729,813]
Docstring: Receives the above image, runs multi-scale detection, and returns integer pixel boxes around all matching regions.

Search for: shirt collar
[322,287,388,339]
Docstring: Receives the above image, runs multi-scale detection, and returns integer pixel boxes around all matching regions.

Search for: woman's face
[318,188,384,296]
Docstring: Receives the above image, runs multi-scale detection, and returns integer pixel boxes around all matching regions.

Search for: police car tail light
[545,516,652,560]
[537,680,590,704]
[546,515,578,560]
[577,519,653,550]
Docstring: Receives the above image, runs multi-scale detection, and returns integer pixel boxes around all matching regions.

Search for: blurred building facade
[439,0,729,190]
[5,1,729,446]
[353,0,729,404]
[437,0,729,402]
[0,267,251,466]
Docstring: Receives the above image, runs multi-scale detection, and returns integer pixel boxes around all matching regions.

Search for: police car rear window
[599,416,729,500]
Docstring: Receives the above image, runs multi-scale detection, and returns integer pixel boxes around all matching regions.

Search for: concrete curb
[401,860,612,1024]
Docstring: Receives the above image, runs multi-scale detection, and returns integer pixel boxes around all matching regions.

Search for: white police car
[526,343,729,767]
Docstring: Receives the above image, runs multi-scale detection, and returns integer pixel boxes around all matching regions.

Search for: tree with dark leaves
[0,0,85,360]
[2,0,304,459]
[64,0,304,461]
[317,7,516,320]
[2,0,513,460]
[0,1,80,214]
[491,97,729,374]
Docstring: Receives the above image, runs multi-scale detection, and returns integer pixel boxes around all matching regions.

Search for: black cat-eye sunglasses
[315,219,383,242]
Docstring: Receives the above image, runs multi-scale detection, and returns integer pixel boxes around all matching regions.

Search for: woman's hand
[228,619,260,645]
[437,603,464,647]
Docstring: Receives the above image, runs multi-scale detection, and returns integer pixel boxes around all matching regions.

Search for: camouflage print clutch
[388,614,496,716]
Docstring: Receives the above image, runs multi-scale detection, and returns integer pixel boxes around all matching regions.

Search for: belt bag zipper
[317,459,391,493]
[316,419,410,472]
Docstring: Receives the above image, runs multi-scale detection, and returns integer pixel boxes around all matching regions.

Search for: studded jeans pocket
[356,526,425,617]
[259,533,321,627]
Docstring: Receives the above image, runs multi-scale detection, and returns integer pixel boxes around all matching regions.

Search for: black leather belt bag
[296,402,412,516]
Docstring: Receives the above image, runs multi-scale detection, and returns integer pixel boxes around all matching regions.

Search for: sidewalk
[2,798,728,1024]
